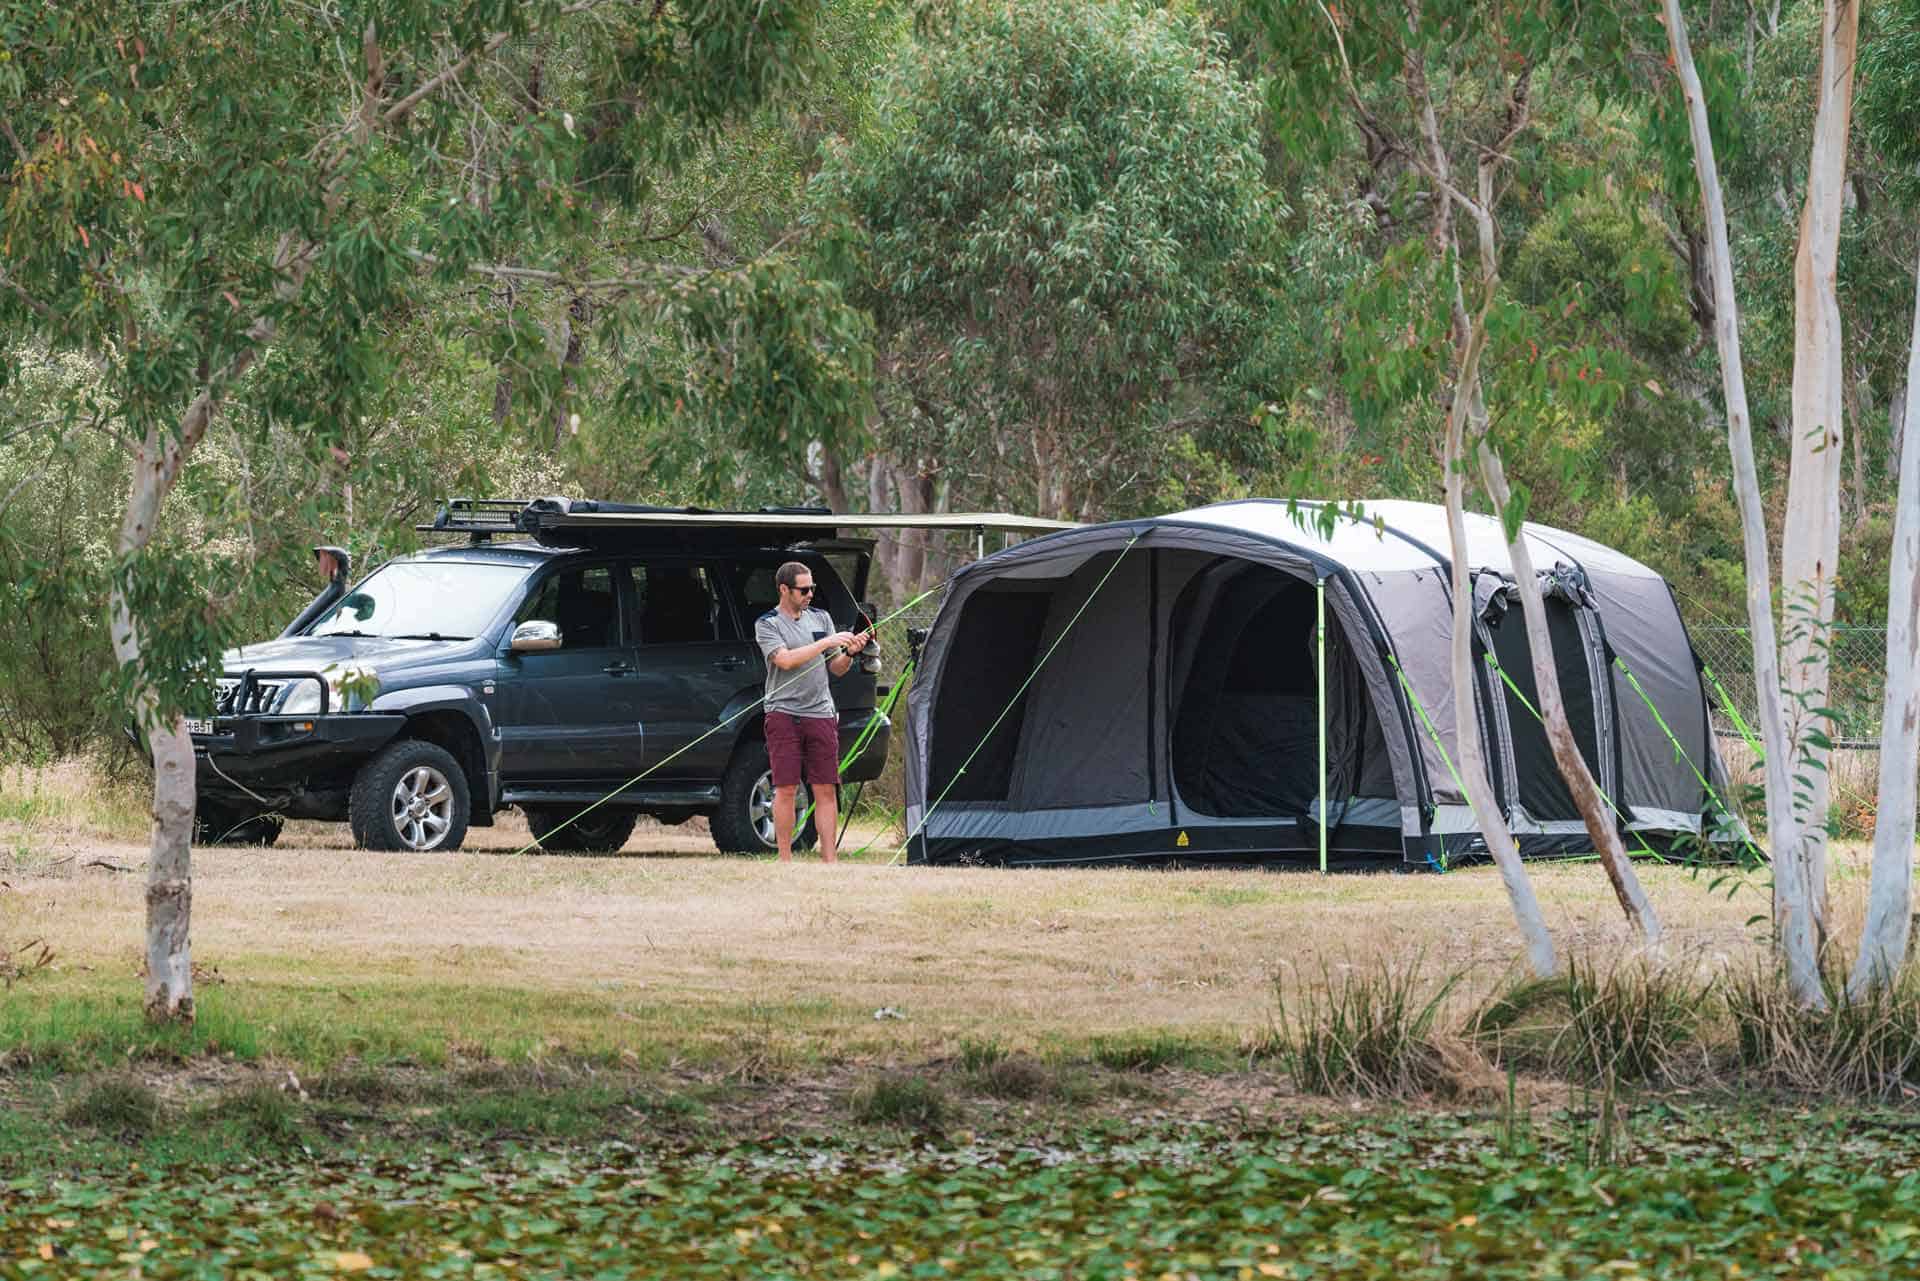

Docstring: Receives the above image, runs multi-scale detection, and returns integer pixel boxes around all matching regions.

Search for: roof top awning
[417,497,1077,552]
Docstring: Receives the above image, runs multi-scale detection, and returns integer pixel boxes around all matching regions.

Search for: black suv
[190,498,889,855]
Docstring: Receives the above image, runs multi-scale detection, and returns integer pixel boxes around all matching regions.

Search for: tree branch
[0,269,52,318]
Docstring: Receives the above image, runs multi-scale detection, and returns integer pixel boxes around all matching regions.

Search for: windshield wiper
[392,633,472,641]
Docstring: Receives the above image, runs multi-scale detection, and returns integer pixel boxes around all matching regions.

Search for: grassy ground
[1,792,1802,1073]
[7,764,1920,1276]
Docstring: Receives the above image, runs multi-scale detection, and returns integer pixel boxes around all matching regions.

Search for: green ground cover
[5,1097,1919,1279]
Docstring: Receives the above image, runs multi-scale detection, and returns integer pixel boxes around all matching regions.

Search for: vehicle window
[308,561,528,640]
[516,564,620,649]
[728,558,852,628]
[626,564,724,644]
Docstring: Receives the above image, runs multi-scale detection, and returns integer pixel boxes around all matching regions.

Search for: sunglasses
[789,584,816,595]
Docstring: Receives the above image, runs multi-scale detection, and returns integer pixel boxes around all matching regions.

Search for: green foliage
[16,1111,1920,1276]
[821,0,1280,517]
[61,1076,162,1138]
[848,1071,950,1130]
[0,0,861,728]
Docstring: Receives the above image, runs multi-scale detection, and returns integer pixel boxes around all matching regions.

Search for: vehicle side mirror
[510,620,562,653]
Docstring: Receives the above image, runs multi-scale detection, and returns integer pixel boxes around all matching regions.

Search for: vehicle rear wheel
[522,805,637,853]
[712,739,820,855]
[349,739,470,852]
[194,801,284,847]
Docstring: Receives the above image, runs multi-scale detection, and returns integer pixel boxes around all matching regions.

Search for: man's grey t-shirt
[755,606,838,719]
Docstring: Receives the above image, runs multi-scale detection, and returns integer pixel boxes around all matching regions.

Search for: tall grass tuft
[1726,962,1920,1098]
[849,1072,950,1130]
[1473,957,1703,1086]
[63,1077,162,1138]
[1273,957,1457,1098]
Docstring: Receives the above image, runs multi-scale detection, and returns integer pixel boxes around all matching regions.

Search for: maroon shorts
[765,712,840,788]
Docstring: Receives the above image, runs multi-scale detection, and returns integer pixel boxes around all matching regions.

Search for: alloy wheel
[390,764,454,850]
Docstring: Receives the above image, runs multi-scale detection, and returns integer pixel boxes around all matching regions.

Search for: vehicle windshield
[307,560,531,640]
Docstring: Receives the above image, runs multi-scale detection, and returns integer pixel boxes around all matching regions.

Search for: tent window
[928,585,1053,803]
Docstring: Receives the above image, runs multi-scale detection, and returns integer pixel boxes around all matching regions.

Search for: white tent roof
[1168,499,1660,579]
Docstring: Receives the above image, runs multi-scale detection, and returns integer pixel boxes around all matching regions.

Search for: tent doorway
[1167,562,1370,822]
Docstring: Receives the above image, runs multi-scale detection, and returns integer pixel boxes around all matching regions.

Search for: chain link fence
[1689,625,1889,748]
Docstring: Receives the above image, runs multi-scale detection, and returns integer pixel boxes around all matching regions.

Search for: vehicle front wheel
[522,805,637,854]
[711,739,821,855]
[194,802,284,847]
[349,739,470,852]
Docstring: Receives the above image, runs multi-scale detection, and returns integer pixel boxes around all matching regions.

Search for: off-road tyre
[711,738,820,855]
[349,738,470,852]
[194,802,284,847]
[521,805,638,854]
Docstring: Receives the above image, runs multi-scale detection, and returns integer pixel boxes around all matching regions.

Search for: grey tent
[902,499,1740,868]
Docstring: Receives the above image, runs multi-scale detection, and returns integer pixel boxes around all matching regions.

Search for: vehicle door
[493,561,647,783]
[622,560,756,780]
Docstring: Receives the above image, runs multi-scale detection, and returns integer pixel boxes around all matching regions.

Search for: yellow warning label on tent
[1176,830,1190,848]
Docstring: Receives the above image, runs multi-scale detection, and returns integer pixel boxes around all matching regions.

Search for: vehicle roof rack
[418,496,1077,554]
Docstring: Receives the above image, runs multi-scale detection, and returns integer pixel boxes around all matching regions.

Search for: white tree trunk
[1441,108,1663,944]
[1475,442,1663,946]
[1443,343,1556,977]
[1662,0,1816,1005]
[113,399,224,1021]
[1848,253,1920,998]
[1777,0,1859,964]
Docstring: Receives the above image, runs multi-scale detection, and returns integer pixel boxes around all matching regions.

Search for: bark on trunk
[1477,441,1663,945]
[1847,253,1920,998]
[1778,0,1859,968]
[1442,320,1556,978]
[113,393,231,1022]
[1409,45,1661,943]
[1663,0,1815,1005]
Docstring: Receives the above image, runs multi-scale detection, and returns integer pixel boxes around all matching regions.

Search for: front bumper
[193,712,407,798]
[837,708,892,783]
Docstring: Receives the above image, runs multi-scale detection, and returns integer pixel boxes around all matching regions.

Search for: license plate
[185,718,214,735]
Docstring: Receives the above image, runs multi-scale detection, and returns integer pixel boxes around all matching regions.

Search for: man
[754,560,869,862]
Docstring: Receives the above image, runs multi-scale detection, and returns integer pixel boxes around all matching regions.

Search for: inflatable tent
[901,499,1738,867]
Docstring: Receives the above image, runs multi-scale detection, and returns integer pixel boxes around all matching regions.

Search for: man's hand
[826,631,859,653]
[844,631,870,654]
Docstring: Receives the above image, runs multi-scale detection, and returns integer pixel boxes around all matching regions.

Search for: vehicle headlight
[276,677,331,715]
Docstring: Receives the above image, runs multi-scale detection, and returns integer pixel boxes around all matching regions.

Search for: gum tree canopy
[0,0,865,1020]
[818,0,1278,527]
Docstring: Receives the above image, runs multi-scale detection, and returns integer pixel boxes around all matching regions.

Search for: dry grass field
[7,762,1870,1078]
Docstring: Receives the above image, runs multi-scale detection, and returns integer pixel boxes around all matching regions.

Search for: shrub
[1088,1034,1201,1073]
[1474,957,1703,1086]
[63,1077,162,1138]
[1274,958,1457,1098]
[204,1085,302,1145]
[968,1055,1052,1101]
[849,1073,950,1130]
[1726,963,1920,1098]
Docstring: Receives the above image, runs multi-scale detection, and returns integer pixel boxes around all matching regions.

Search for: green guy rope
[1701,660,1763,757]
[796,654,916,833]
[1480,654,1666,864]
[512,584,943,856]
[1613,656,1767,866]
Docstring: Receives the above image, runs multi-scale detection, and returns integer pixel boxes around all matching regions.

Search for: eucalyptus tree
[816,0,1279,562]
[1264,0,1663,950]
[0,0,864,1020]
[1658,0,1914,1006]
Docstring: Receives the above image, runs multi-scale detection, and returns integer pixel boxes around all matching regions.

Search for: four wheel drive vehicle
[190,498,890,855]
